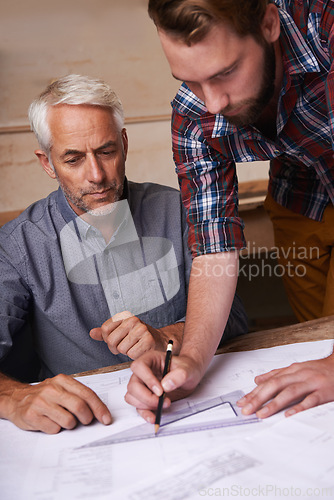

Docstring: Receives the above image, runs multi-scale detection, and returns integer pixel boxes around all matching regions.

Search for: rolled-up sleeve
[171,107,245,258]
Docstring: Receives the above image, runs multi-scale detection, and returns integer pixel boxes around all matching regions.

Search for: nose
[202,83,229,115]
[86,154,106,183]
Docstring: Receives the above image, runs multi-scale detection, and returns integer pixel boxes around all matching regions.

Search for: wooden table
[217,314,334,353]
[75,315,334,377]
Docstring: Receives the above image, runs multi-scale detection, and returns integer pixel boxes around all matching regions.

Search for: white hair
[28,74,124,153]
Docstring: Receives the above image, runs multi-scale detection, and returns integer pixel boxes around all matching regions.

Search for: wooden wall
[0,0,268,213]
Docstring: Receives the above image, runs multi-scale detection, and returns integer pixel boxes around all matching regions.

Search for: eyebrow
[172,62,237,84]
[94,140,117,152]
[61,140,117,159]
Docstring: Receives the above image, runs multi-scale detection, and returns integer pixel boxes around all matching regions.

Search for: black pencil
[154,340,173,435]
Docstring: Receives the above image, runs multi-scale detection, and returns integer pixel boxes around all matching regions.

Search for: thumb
[89,327,103,341]
[161,366,189,393]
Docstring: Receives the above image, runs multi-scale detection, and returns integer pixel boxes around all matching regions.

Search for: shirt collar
[77,200,134,246]
[172,83,208,120]
[278,5,320,75]
[56,187,77,224]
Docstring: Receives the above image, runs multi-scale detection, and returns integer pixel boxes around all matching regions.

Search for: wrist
[178,345,207,379]
[179,329,221,378]
[0,375,24,420]
[155,322,184,354]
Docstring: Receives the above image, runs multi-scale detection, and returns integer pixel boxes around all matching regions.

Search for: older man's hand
[90,311,183,359]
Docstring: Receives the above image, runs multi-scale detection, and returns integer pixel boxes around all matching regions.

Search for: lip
[88,189,110,198]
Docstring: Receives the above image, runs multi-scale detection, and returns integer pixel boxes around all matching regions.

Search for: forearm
[180,251,239,376]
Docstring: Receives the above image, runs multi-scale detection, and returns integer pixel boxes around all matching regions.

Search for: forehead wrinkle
[60,140,118,159]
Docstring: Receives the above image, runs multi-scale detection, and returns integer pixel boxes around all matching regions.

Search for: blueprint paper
[1,339,333,499]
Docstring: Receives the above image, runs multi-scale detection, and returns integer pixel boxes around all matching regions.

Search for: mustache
[82,182,121,195]
[222,98,254,116]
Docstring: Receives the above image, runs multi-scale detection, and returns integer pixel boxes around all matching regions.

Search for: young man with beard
[125,0,334,421]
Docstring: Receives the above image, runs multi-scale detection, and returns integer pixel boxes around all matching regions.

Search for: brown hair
[148,0,270,45]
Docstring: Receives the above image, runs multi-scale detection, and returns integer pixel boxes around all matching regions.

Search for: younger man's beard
[224,42,276,128]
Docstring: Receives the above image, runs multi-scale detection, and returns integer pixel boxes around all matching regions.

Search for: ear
[261,4,280,44]
[35,150,57,180]
[121,128,128,161]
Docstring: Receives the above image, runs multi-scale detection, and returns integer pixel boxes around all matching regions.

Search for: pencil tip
[154,424,160,435]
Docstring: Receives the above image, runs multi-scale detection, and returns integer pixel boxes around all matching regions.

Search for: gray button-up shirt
[0,181,191,378]
[0,180,247,380]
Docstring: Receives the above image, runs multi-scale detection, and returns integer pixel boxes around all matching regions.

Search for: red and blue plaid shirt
[171,0,334,257]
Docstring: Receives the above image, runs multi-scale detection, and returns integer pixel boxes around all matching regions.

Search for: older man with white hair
[0,74,247,434]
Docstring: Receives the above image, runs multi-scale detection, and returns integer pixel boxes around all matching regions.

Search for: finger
[14,399,69,434]
[285,391,322,417]
[124,389,171,424]
[55,374,112,425]
[112,311,134,321]
[22,413,63,434]
[126,373,163,408]
[124,390,146,409]
[161,363,194,393]
[104,321,130,355]
[240,374,293,416]
[237,386,260,407]
[137,409,157,424]
[256,385,308,418]
[249,378,313,418]
[237,371,285,408]
[121,327,155,359]
[254,367,285,384]
[238,367,298,410]
[137,400,172,424]
[130,355,166,397]
[126,340,154,360]
[89,327,104,341]
[108,319,140,355]
[101,320,122,344]
[42,400,84,429]
[90,317,120,342]
[34,416,63,434]
[103,317,142,354]
[124,388,167,412]
[254,363,305,385]
[108,318,154,357]
[14,387,83,432]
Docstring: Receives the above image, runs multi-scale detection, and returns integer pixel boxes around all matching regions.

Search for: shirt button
[113,291,120,299]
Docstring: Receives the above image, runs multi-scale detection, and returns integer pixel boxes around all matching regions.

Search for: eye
[65,157,81,165]
[222,69,233,77]
[219,65,237,79]
[99,150,115,157]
